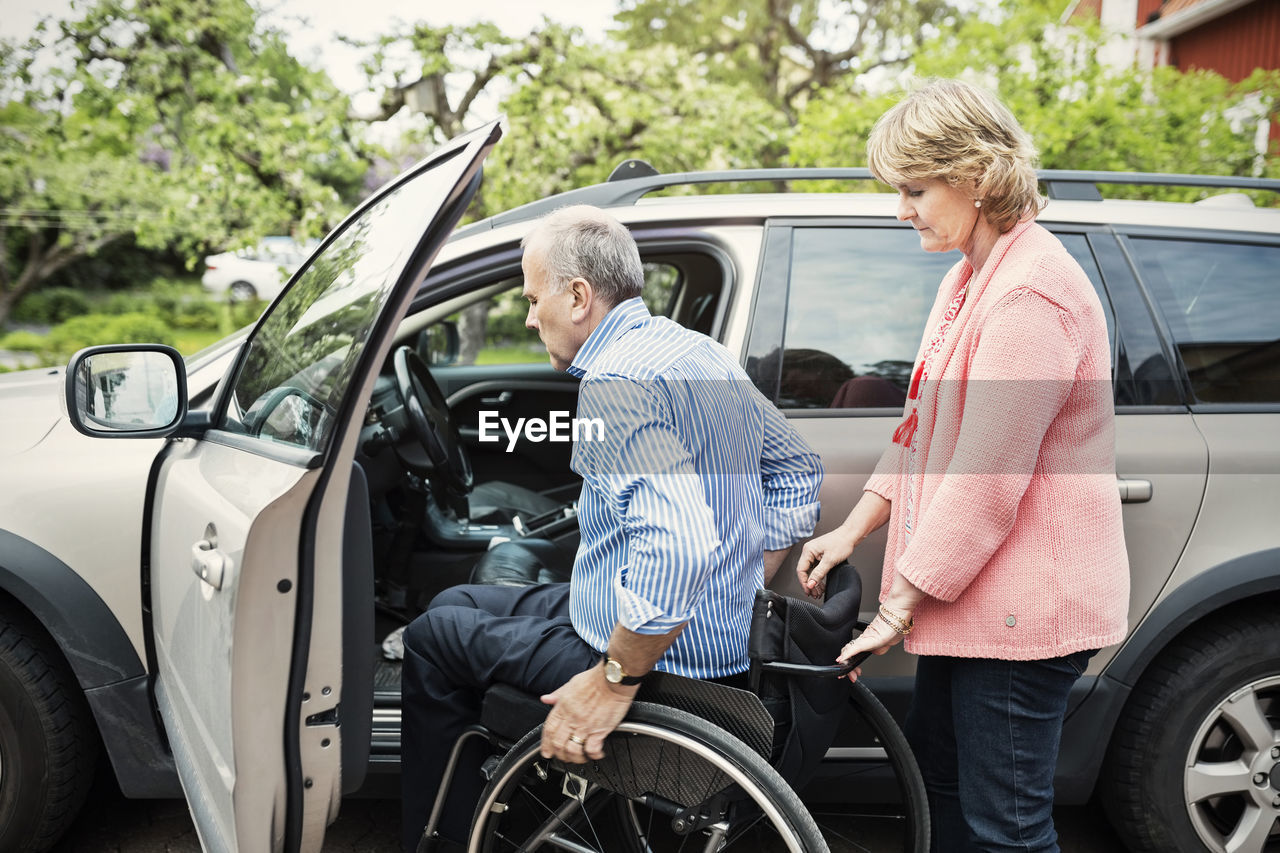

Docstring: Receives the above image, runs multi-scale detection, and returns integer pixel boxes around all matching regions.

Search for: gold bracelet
[878,603,914,635]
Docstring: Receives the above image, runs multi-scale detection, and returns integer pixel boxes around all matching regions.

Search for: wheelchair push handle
[754,619,874,678]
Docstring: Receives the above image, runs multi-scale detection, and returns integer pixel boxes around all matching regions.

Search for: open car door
[139,121,499,852]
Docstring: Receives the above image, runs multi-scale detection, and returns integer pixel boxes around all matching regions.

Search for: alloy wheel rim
[1183,675,1280,853]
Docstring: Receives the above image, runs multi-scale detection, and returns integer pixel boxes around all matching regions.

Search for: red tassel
[907,363,923,400]
[892,410,918,447]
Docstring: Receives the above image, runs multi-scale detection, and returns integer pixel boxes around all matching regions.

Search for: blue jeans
[903,651,1095,853]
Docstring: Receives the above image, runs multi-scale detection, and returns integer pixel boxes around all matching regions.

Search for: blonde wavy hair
[867,79,1045,233]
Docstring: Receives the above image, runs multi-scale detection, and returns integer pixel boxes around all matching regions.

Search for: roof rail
[480,167,877,231]
[462,164,1280,234]
[1038,170,1280,201]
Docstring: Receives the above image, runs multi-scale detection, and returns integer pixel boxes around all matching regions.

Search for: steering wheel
[392,346,473,504]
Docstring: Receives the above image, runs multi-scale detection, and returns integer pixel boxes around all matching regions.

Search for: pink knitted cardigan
[864,220,1129,660]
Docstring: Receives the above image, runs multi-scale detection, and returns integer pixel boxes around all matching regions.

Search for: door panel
[435,363,581,492]
[1104,413,1207,671]
[147,120,500,852]
[151,440,318,851]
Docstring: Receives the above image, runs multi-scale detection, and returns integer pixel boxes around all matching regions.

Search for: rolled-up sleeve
[759,401,823,549]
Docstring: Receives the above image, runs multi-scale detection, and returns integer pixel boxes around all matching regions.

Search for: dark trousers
[399,582,597,851]
[903,651,1094,853]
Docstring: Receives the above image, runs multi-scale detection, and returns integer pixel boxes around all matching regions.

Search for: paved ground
[52,772,1129,852]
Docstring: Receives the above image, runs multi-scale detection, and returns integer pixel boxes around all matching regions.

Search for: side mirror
[420,321,460,366]
[65,345,188,439]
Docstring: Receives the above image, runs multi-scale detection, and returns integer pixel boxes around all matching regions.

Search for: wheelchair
[421,563,930,852]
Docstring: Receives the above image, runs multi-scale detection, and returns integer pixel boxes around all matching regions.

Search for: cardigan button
[1005,615,1017,627]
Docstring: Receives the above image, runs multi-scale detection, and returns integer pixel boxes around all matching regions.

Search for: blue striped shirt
[566,298,823,678]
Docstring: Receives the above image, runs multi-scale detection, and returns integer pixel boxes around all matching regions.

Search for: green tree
[0,0,371,326]
[790,0,1280,196]
[614,0,958,126]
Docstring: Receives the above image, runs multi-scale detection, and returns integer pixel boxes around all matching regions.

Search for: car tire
[229,280,257,301]
[0,608,98,853]
[1101,609,1280,853]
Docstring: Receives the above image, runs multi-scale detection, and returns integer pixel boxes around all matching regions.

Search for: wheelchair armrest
[481,682,551,744]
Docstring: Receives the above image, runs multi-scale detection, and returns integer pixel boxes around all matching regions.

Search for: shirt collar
[567,296,651,378]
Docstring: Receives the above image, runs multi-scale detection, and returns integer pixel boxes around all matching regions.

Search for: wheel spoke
[1219,690,1276,753]
[1185,759,1254,802]
[1223,805,1277,853]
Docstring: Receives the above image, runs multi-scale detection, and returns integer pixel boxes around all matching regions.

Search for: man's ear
[568,276,593,322]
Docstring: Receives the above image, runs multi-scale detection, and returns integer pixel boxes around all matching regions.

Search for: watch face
[604,659,624,683]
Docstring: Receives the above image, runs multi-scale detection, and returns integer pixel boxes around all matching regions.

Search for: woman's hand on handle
[837,617,904,683]
[837,572,927,682]
[796,528,858,600]
[795,491,891,600]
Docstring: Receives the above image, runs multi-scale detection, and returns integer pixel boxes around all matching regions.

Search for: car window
[1128,237,1280,404]
[425,262,684,368]
[218,149,464,451]
[778,227,956,409]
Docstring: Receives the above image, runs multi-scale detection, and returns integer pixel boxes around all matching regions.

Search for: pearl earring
[974,199,983,208]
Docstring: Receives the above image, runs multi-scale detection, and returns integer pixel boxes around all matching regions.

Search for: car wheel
[0,608,98,852]
[1102,611,1280,852]
[229,280,257,301]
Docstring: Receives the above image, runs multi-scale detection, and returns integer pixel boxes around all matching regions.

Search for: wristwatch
[601,653,645,686]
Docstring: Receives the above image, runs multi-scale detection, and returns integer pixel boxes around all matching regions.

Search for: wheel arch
[0,528,179,797]
[1057,547,1280,802]
[1106,548,1280,689]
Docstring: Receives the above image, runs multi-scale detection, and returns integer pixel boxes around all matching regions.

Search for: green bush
[228,299,266,329]
[45,313,175,358]
[11,288,91,325]
[101,292,156,316]
[0,330,49,352]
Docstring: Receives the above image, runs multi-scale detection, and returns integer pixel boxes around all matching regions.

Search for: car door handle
[480,391,513,406]
[1117,478,1153,503]
[191,539,229,590]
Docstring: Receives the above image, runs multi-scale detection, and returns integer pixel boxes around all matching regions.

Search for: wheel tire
[0,611,98,852]
[228,280,257,301]
[472,701,830,852]
[1101,610,1280,853]
[848,680,931,853]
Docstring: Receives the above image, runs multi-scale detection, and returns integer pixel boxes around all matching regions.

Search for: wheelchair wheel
[470,701,829,853]
[845,680,930,853]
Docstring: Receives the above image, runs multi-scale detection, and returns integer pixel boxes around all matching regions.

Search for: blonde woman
[797,79,1129,852]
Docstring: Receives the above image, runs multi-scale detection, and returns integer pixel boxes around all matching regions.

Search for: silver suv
[0,120,1277,852]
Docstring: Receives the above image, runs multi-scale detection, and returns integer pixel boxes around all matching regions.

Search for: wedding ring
[567,734,585,746]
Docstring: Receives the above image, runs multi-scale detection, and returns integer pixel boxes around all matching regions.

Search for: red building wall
[1170,0,1280,82]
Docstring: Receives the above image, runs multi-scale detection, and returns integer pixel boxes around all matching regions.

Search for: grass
[172,328,233,355]
[474,345,548,366]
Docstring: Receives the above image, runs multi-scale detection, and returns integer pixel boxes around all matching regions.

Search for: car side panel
[1162,412,1280,603]
[1098,412,1208,672]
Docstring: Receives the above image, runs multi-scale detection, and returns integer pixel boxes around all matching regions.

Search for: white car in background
[201,236,318,301]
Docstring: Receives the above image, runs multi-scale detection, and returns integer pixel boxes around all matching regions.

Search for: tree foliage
[614,0,958,123]
[790,0,1279,199]
[5,0,1276,332]
[0,0,370,325]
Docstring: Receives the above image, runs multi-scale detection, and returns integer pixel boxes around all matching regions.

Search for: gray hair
[521,205,644,308]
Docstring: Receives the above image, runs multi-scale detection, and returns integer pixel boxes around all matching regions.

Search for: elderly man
[401,205,823,852]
